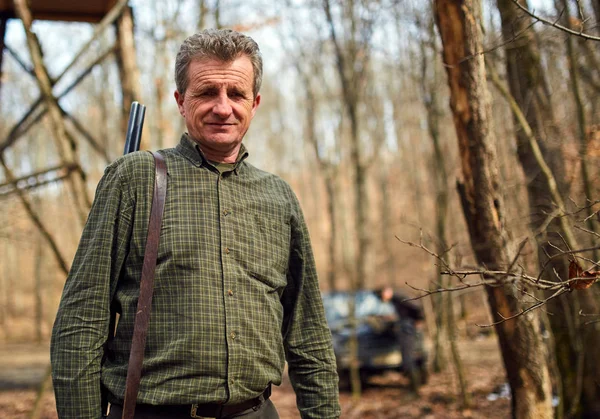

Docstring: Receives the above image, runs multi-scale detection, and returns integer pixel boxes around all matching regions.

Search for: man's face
[174,56,260,159]
[381,287,393,302]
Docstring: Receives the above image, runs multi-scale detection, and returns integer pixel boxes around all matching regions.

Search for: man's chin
[191,135,242,152]
[205,136,241,147]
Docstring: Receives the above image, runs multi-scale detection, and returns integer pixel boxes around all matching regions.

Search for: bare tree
[434,0,554,417]
[115,5,143,140]
[322,0,378,398]
[494,1,600,415]
[297,59,341,292]
[418,9,470,407]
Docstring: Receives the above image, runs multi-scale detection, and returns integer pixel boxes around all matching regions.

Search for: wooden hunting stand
[0,0,141,213]
[0,3,141,414]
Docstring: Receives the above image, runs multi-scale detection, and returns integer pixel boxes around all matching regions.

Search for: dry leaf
[568,260,598,290]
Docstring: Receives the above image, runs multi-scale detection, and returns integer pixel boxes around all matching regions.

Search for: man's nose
[212,93,232,118]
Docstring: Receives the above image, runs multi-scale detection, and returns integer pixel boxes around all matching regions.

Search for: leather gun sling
[122,151,167,419]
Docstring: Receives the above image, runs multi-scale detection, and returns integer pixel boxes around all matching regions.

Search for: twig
[535,242,600,282]
[396,236,455,274]
[402,282,486,302]
[511,0,600,41]
[398,235,599,329]
[574,225,600,241]
[579,310,600,326]
[487,61,578,251]
[477,288,568,327]
[503,238,528,280]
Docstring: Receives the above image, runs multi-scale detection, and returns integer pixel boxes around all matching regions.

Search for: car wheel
[360,370,370,389]
[338,370,350,392]
[418,361,429,385]
[338,370,370,392]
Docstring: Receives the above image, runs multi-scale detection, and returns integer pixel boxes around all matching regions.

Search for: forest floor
[0,335,509,418]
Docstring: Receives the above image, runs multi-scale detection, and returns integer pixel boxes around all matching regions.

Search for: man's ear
[174,90,185,116]
[251,93,261,117]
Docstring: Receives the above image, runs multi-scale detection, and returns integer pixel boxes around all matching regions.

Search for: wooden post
[115,6,142,140]
[0,14,7,97]
[12,0,91,225]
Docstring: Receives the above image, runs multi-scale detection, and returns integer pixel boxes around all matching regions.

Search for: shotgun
[123,101,146,154]
[102,100,147,415]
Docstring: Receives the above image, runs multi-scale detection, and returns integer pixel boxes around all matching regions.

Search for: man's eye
[196,89,216,97]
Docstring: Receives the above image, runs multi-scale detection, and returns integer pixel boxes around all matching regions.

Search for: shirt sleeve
[281,191,341,419]
[50,161,134,419]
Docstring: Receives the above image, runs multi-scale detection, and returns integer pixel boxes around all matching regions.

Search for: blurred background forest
[0,0,599,418]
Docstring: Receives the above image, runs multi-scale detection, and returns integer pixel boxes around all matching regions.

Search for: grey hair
[175,29,263,98]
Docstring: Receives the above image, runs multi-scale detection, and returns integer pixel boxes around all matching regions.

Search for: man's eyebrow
[228,86,248,94]
[193,84,218,94]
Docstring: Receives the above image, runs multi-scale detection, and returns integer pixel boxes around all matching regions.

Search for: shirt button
[222,209,230,216]
[225,247,230,254]
[230,332,236,339]
[228,289,234,296]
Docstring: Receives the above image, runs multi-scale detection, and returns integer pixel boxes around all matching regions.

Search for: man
[375,286,425,393]
[51,29,340,419]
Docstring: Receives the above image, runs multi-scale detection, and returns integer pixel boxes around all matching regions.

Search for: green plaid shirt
[51,135,340,419]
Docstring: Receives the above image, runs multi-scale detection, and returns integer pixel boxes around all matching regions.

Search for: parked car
[322,290,428,389]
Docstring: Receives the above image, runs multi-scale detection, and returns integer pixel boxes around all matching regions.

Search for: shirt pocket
[235,206,291,289]
[253,212,291,273]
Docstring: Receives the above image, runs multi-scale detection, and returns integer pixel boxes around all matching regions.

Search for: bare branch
[402,281,484,302]
[579,310,600,326]
[511,0,600,41]
[574,224,600,241]
[398,236,599,327]
[477,288,569,328]
[395,235,455,274]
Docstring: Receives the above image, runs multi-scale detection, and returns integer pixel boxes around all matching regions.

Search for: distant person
[375,286,425,393]
[50,29,340,419]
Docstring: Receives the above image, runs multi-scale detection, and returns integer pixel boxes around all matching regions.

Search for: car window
[322,291,396,325]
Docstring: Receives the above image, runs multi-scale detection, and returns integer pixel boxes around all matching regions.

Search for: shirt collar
[176,133,249,173]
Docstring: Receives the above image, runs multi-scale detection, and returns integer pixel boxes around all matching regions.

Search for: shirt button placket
[220,181,237,398]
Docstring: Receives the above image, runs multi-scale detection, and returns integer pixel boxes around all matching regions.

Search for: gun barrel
[123,101,146,155]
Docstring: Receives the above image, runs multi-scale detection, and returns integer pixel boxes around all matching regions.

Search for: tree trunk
[115,6,142,140]
[34,205,44,344]
[559,0,600,417]
[446,292,470,407]
[215,0,222,29]
[325,178,338,291]
[0,16,7,96]
[29,364,52,419]
[593,0,600,36]
[301,67,338,292]
[4,241,15,324]
[323,0,373,399]
[496,1,600,416]
[560,4,600,403]
[420,13,470,403]
[197,0,208,30]
[421,13,471,402]
[378,166,394,286]
[418,14,449,375]
[434,1,553,418]
[560,0,598,258]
